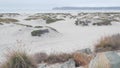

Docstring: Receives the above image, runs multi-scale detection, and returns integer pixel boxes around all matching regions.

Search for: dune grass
[0,50,37,68]
[95,34,120,53]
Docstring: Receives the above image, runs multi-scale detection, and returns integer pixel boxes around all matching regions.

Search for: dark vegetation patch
[0,18,19,23]
[24,17,40,21]
[92,19,112,26]
[45,18,64,24]
[34,26,43,28]
[31,29,49,36]
[13,23,33,27]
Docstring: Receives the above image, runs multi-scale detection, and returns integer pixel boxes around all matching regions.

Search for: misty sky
[0,0,120,10]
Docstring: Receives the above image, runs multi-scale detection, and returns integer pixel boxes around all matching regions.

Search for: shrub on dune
[92,19,111,26]
[0,18,19,23]
[46,18,64,24]
[33,52,72,64]
[33,51,93,68]
[31,29,49,36]
[24,17,40,21]
[1,51,37,68]
[45,53,72,64]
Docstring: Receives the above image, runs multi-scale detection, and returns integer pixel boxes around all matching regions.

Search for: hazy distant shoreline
[1,9,120,13]
[53,7,120,10]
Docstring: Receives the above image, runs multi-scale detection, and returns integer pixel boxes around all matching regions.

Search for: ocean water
[0,9,120,13]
